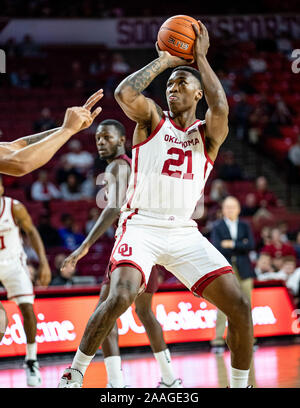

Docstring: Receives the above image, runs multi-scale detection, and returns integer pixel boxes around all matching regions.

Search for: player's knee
[227,293,252,326]
[110,291,135,315]
[135,305,153,322]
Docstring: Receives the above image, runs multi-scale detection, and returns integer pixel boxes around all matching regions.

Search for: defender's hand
[60,246,89,273]
[37,261,51,286]
[192,20,210,59]
[155,42,194,68]
[62,89,103,134]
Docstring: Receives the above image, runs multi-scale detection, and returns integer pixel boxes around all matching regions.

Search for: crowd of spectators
[0,18,299,302]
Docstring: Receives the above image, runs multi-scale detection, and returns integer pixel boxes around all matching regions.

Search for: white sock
[154,348,176,384]
[26,343,37,361]
[71,348,95,376]
[230,366,250,388]
[104,356,124,387]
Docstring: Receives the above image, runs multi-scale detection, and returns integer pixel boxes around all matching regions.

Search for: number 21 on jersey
[161,147,194,180]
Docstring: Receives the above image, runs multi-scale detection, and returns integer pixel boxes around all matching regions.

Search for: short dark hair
[97,119,126,138]
[171,66,202,89]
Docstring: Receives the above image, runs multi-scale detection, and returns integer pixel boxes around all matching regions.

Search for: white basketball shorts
[0,257,34,305]
[109,210,233,296]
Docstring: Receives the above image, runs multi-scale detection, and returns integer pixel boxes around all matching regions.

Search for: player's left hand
[37,261,51,286]
[192,20,210,59]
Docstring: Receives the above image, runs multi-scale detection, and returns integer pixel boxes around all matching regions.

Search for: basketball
[157,15,198,60]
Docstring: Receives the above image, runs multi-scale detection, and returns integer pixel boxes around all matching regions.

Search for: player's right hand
[155,42,194,67]
[61,89,104,134]
[60,245,89,273]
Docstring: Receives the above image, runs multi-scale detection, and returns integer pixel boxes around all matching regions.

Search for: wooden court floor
[0,342,299,388]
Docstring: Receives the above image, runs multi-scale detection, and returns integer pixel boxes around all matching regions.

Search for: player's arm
[9,127,62,150]
[12,201,51,286]
[114,47,190,130]
[0,90,103,176]
[60,160,130,273]
[192,21,229,161]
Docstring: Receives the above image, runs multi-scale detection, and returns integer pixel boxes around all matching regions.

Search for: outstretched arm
[60,160,130,273]
[0,89,103,176]
[192,21,229,161]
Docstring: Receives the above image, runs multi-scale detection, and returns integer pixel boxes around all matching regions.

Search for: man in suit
[210,196,256,352]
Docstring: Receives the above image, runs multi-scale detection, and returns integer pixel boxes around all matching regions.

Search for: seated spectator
[254,176,278,208]
[218,151,243,181]
[89,52,109,76]
[34,107,57,133]
[209,179,228,203]
[58,214,85,251]
[50,253,76,286]
[256,225,272,252]
[261,227,297,270]
[56,155,83,185]
[256,256,300,302]
[31,170,61,201]
[106,52,131,94]
[81,172,98,199]
[254,253,275,278]
[60,174,83,201]
[10,68,31,89]
[230,92,252,140]
[279,256,300,300]
[37,214,61,248]
[241,193,260,216]
[19,34,41,57]
[271,96,292,126]
[64,139,94,175]
[85,207,101,234]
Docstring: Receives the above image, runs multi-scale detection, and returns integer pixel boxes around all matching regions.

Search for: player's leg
[134,292,182,388]
[165,226,253,388]
[59,265,142,387]
[17,300,41,387]
[201,273,253,387]
[97,282,125,388]
[0,301,8,342]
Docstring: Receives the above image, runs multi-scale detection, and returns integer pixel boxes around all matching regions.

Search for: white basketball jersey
[0,196,26,265]
[122,111,214,221]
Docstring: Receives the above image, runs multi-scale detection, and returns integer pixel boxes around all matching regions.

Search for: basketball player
[0,174,51,386]
[60,120,181,387]
[59,21,253,389]
[0,90,103,360]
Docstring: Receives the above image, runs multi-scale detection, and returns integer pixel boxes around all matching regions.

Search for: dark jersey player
[60,120,181,388]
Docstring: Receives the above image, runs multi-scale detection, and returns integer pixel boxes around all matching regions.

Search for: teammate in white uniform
[0,175,51,386]
[59,21,253,389]
[0,89,103,349]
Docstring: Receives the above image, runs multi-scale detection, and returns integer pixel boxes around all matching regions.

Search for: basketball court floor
[0,340,300,388]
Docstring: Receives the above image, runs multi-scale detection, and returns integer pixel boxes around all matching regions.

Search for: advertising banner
[0,286,299,357]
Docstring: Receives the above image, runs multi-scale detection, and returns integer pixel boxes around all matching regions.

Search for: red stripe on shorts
[191,266,234,297]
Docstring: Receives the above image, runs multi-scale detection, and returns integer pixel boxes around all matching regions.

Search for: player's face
[166,71,202,113]
[95,125,122,160]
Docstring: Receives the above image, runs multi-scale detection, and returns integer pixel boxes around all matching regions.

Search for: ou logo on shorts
[118,243,132,256]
